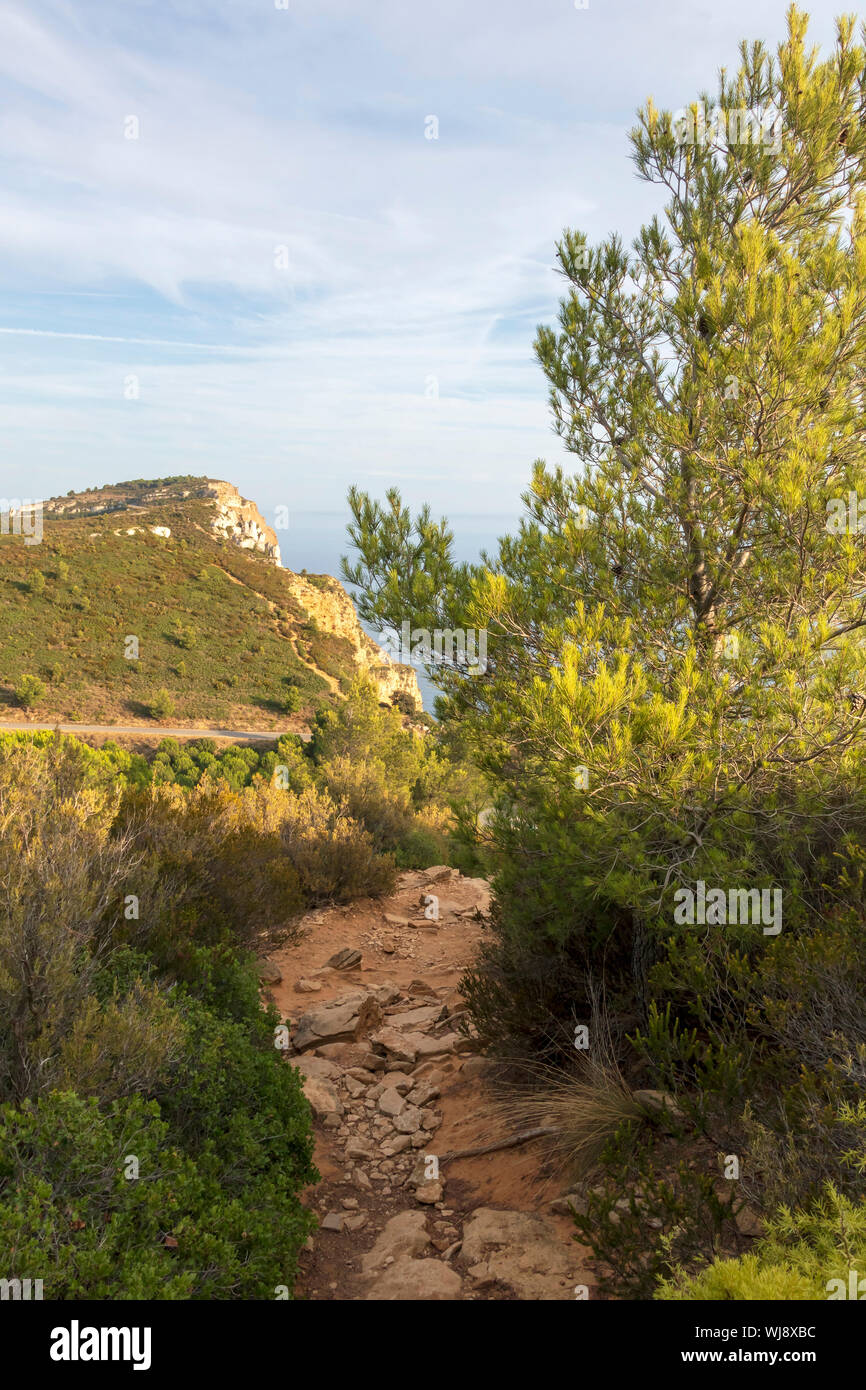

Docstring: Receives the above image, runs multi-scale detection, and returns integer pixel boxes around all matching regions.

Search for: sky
[0,0,840,533]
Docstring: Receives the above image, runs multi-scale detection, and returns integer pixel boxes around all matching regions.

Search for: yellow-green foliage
[310,675,478,863]
[0,730,319,1298]
[657,1186,866,1301]
[0,737,183,1104]
[278,782,396,902]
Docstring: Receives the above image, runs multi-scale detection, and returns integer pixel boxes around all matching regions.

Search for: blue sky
[0,0,839,528]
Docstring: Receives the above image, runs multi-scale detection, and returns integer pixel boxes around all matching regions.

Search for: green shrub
[279,784,396,903]
[149,689,175,720]
[394,824,446,869]
[391,690,419,717]
[173,623,197,650]
[15,674,46,709]
[571,1128,738,1299]
[0,1085,315,1300]
[0,735,318,1299]
[117,779,308,965]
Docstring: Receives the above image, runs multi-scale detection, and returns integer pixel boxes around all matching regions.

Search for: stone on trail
[371,1027,460,1065]
[421,865,452,884]
[321,1211,348,1232]
[413,1031,461,1060]
[364,1257,463,1301]
[360,1210,430,1274]
[377,1087,405,1118]
[301,1075,344,1121]
[346,1137,375,1160]
[294,977,322,993]
[405,1080,440,1107]
[345,1067,377,1085]
[292,1055,342,1081]
[324,947,362,971]
[459,1208,572,1300]
[391,1103,424,1135]
[380,1071,413,1095]
[315,1042,360,1061]
[372,983,403,1006]
[370,1027,420,1065]
[380,1135,412,1157]
[360,1051,387,1071]
[549,1193,589,1217]
[386,1004,447,1031]
[415,1179,444,1205]
[412,1064,446,1085]
[291,990,375,1052]
[256,958,282,984]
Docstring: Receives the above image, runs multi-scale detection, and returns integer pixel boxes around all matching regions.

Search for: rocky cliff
[41,475,422,714]
[205,481,282,565]
[44,477,283,567]
[289,573,421,710]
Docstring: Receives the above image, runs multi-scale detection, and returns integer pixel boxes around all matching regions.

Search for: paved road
[0,722,286,742]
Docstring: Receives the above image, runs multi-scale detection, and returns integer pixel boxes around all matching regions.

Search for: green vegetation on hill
[0,492,350,726]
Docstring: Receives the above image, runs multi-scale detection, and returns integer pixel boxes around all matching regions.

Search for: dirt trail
[266,866,596,1301]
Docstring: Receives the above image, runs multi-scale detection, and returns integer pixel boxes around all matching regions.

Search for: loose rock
[324,948,362,971]
[360,1211,430,1274]
[365,1257,462,1301]
[256,958,282,984]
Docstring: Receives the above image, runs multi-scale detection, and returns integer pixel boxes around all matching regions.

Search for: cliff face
[288,573,422,711]
[41,475,422,714]
[205,481,282,566]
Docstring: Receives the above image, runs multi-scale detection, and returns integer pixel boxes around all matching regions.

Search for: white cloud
[0,0,839,517]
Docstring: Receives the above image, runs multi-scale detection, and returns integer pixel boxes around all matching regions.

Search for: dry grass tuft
[489,981,645,1180]
[492,1062,643,1180]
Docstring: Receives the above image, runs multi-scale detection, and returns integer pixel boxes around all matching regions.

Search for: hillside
[0,477,420,730]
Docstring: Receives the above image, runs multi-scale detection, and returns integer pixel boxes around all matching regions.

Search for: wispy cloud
[0,0,839,518]
[0,327,242,350]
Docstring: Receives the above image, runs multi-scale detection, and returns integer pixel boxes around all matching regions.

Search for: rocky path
[266,866,596,1301]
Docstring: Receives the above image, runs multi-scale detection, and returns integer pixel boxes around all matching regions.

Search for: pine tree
[344,8,866,1030]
